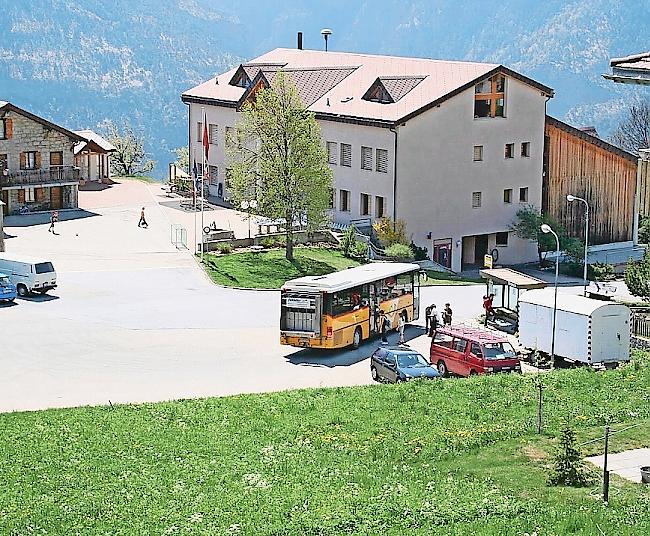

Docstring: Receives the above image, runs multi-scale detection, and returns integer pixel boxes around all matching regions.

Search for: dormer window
[474,74,506,118]
[232,72,250,88]
[366,84,392,104]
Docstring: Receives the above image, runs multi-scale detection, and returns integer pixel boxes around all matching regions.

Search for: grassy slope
[1,357,650,535]
[202,247,361,289]
[421,270,484,286]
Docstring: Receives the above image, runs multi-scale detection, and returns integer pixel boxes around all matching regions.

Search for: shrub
[260,238,275,249]
[351,241,368,259]
[384,243,414,260]
[625,248,650,300]
[373,218,408,247]
[340,225,357,257]
[588,262,615,281]
[411,241,428,261]
[217,243,232,254]
[259,236,287,249]
[547,425,591,487]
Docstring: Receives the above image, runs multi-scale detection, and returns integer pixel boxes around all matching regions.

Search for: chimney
[297,32,303,50]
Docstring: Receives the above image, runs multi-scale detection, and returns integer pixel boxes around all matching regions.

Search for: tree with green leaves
[625,247,650,300]
[226,72,333,261]
[104,121,155,176]
[510,206,567,266]
[173,146,189,174]
[548,425,591,487]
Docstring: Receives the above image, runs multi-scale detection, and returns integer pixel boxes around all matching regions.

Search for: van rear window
[35,262,54,274]
[432,332,453,348]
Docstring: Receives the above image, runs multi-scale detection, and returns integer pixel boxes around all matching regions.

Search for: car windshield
[396,353,429,368]
[0,276,10,285]
[482,342,517,360]
[35,262,54,274]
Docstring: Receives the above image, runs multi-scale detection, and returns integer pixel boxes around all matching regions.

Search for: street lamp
[567,194,590,296]
[320,28,332,51]
[240,199,257,239]
[0,200,5,252]
[541,223,559,366]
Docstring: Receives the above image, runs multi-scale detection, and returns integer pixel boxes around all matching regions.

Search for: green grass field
[421,270,484,286]
[1,356,650,535]
[202,247,361,288]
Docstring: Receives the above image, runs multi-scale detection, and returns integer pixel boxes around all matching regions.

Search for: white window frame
[504,143,514,159]
[503,188,512,204]
[360,193,371,216]
[519,187,528,203]
[375,196,385,218]
[0,119,6,140]
[473,145,483,162]
[25,187,35,202]
[361,146,373,171]
[339,189,350,212]
[521,142,530,157]
[25,151,37,170]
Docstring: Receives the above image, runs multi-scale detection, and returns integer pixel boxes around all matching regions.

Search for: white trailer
[518,288,630,365]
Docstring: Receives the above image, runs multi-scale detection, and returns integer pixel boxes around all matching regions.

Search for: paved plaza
[1,179,489,412]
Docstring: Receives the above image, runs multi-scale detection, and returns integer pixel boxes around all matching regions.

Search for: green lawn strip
[1,356,649,534]
[421,270,483,286]
[201,247,361,289]
[115,175,157,183]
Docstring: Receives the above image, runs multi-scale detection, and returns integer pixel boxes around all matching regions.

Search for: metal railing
[632,312,650,339]
[0,166,80,187]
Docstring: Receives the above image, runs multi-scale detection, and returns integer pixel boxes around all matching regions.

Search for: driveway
[0,179,486,412]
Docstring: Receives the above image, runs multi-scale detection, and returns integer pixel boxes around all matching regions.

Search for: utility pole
[603,425,610,503]
[0,200,5,252]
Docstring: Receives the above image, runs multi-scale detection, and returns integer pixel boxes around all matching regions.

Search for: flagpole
[193,148,197,255]
[201,106,206,262]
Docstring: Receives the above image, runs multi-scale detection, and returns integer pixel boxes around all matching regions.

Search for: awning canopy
[480,268,547,290]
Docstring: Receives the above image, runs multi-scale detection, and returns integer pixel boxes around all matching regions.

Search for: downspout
[390,125,398,228]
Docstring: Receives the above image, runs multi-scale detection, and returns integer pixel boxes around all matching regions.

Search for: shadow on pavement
[4,210,100,227]
[19,293,60,303]
[286,326,427,368]
[0,300,18,308]
[79,179,119,192]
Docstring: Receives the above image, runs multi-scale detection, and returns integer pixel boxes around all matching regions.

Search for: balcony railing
[0,166,80,187]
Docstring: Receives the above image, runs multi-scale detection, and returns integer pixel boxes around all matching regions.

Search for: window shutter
[5,118,13,139]
[361,146,373,170]
[35,187,45,202]
[376,149,388,173]
[209,124,219,145]
[18,189,25,203]
[327,142,338,165]
[340,143,351,167]
[197,122,203,141]
[35,151,41,169]
[20,152,26,170]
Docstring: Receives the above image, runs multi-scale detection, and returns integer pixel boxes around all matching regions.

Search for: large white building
[181,47,553,272]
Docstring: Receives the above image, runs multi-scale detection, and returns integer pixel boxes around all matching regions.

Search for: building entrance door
[432,239,452,269]
[474,234,489,264]
[50,186,63,209]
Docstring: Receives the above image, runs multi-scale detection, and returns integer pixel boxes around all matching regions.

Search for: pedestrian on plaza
[398,313,406,344]
[428,304,439,337]
[425,304,432,332]
[443,303,453,326]
[483,293,494,326]
[380,311,389,345]
[138,207,148,228]
[48,210,57,233]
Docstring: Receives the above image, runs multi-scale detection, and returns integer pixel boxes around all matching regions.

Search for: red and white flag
[202,109,210,160]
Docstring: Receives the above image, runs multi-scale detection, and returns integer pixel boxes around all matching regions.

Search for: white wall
[397,77,547,271]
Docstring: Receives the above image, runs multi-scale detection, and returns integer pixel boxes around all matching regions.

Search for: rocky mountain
[1,0,648,177]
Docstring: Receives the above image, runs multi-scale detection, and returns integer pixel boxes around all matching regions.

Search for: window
[376,148,388,173]
[503,189,512,204]
[326,142,338,165]
[209,165,218,185]
[472,191,482,208]
[474,74,506,118]
[0,154,7,173]
[25,187,35,202]
[375,196,385,218]
[196,163,203,179]
[433,332,453,348]
[0,119,6,140]
[519,187,528,202]
[197,122,203,141]
[473,145,483,161]
[453,338,468,354]
[361,146,373,171]
[360,193,371,216]
[24,151,37,170]
[339,189,350,212]
[50,151,63,167]
[496,232,509,247]
[504,143,514,159]
[340,143,351,167]
[209,124,218,145]
[470,342,483,357]
[521,142,530,157]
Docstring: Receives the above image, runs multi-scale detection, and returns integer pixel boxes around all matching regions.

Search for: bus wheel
[352,327,362,349]
[437,360,448,377]
[17,284,29,297]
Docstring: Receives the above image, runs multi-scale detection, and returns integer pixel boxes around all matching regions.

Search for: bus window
[396,273,413,296]
[331,289,354,316]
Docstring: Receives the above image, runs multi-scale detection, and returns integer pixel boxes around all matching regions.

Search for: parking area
[0,179,487,412]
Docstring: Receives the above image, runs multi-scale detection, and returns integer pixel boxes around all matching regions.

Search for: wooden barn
[543,115,638,245]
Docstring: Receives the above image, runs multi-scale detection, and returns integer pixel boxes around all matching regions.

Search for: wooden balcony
[0,166,80,188]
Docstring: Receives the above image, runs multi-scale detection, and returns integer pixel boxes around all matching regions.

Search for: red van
[430,325,521,377]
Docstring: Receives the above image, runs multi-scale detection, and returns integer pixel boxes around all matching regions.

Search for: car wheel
[17,284,29,297]
[352,327,362,349]
[396,377,404,383]
[437,360,448,377]
[371,366,379,382]
[469,370,478,376]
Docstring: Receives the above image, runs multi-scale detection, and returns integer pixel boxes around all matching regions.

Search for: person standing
[443,303,453,326]
[483,294,494,326]
[425,304,432,333]
[138,207,148,228]
[398,314,406,344]
[428,305,439,337]
[380,311,389,345]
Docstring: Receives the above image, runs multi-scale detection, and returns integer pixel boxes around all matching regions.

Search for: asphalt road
[0,180,486,412]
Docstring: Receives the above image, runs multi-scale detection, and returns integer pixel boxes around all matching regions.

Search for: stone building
[0,101,84,215]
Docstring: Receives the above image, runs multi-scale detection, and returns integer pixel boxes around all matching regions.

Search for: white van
[0,254,57,297]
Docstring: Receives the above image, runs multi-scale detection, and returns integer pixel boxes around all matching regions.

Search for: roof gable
[0,101,85,142]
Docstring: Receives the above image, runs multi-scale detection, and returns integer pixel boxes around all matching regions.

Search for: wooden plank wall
[544,122,637,245]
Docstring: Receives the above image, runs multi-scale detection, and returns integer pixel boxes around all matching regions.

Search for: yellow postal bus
[280,263,421,349]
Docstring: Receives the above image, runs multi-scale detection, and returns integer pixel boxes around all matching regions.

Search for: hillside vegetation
[1,356,649,534]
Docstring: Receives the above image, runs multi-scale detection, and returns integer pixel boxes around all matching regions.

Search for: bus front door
[369,285,379,334]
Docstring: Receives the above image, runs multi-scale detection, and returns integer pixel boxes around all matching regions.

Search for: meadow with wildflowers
[1,354,649,535]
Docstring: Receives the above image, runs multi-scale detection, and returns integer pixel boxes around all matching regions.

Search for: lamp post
[320,28,332,51]
[241,199,257,239]
[567,194,590,296]
[541,223,559,365]
[0,200,5,252]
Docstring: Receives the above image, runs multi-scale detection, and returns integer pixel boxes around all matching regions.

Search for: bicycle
[203,221,219,234]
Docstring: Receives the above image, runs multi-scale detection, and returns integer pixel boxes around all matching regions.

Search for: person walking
[483,294,494,326]
[380,311,389,345]
[138,207,148,228]
[48,210,57,233]
[425,304,432,333]
[443,303,453,326]
[428,304,439,337]
[398,314,406,344]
